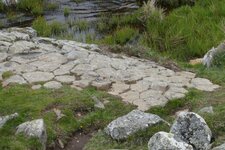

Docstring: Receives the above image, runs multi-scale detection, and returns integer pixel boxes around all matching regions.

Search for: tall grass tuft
[17,0,44,15]
[144,0,225,60]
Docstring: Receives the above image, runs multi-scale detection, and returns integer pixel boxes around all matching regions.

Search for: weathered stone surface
[105,110,164,140]
[203,41,225,67]
[148,132,193,150]
[32,84,42,90]
[92,96,105,109]
[0,53,7,63]
[109,82,130,95]
[72,80,91,89]
[43,81,62,89]
[8,41,37,54]
[212,143,225,150]
[91,80,112,90]
[0,113,18,128]
[0,27,220,111]
[170,112,212,150]
[23,72,54,83]
[16,119,47,149]
[191,78,220,91]
[2,75,27,86]
[55,75,75,84]
[164,87,188,100]
[199,106,214,114]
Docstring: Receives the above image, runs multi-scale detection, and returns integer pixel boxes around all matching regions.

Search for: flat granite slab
[0,27,220,111]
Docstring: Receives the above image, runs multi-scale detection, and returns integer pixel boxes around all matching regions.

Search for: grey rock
[55,75,75,84]
[23,72,54,83]
[2,75,27,86]
[170,112,212,150]
[0,113,18,128]
[8,27,37,38]
[53,108,65,121]
[191,78,220,92]
[16,119,47,149]
[43,81,62,89]
[199,106,214,114]
[212,143,225,150]
[105,110,164,140]
[0,53,8,63]
[148,131,193,150]
[203,42,225,67]
[92,96,105,109]
[8,41,37,54]
[31,84,42,90]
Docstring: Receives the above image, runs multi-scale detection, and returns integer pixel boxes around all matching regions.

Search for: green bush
[102,27,138,45]
[64,7,70,17]
[32,17,51,37]
[17,0,44,15]
[32,17,65,37]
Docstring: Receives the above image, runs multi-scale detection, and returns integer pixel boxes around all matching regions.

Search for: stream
[0,0,139,42]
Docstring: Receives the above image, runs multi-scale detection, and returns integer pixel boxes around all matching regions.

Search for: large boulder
[212,143,225,150]
[170,112,212,150]
[16,119,47,149]
[105,109,165,140]
[0,113,18,128]
[203,41,225,67]
[148,131,193,150]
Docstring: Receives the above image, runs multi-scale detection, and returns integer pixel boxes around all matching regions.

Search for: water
[0,0,139,42]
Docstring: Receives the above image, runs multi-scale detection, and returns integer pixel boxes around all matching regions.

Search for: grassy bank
[98,0,225,61]
[0,85,134,149]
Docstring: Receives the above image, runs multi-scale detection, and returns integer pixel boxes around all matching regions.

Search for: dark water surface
[0,0,139,42]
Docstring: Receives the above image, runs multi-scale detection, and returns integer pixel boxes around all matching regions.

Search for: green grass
[17,0,44,15]
[0,85,135,149]
[64,7,70,17]
[2,71,14,79]
[85,87,225,149]
[97,0,225,61]
[32,17,66,37]
[101,26,139,45]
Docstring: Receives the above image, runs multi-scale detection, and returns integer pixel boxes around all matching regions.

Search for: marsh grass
[101,26,139,45]
[32,17,66,37]
[17,0,44,15]
[64,7,70,17]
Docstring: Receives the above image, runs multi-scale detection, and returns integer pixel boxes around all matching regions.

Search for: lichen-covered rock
[198,106,214,114]
[105,110,164,140]
[212,143,225,150]
[16,119,47,149]
[148,131,193,150]
[0,113,18,128]
[170,112,212,150]
[203,41,225,67]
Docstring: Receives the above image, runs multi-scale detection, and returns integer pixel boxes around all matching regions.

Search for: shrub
[49,21,66,35]
[32,17,66,37]
[32,17,51,37]
[102,27,139,45]
[64,7,70,17]
[17,0,44,15]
